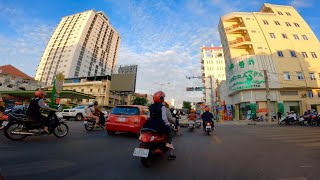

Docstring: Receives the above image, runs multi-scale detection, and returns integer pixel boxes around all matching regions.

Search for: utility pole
[263,70,271,122]
[209,75,214,112]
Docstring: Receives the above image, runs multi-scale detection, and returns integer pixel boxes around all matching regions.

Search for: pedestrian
[277,111,282,121]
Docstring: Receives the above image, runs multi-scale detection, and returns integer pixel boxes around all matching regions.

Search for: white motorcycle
[188,120,195,132]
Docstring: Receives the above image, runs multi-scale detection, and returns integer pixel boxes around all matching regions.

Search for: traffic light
[186,87,194,91]
[194,87,203,91]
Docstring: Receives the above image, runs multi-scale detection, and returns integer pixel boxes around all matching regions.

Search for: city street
[1,122,320,180]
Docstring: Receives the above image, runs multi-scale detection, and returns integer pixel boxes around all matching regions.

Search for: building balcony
[201,59,204,64]
[225,24,247,34]
[201,65,204,70]
[202,73,205,78]
[229,36,252,48]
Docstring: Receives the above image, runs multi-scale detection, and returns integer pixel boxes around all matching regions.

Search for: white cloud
[290,0,314,8]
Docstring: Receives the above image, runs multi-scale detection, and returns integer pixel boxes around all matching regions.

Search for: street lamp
[154,82,170,91]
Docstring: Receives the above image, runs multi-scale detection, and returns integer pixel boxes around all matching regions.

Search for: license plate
[2,121,8,127]
[133,148,149,157]
[206,126,211,129]
[83,121,88,125]
[118,118,126,122]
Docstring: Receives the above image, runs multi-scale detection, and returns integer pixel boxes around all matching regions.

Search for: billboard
[110,74,136,92]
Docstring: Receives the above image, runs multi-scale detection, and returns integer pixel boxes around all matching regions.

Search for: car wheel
[75,114,84,121]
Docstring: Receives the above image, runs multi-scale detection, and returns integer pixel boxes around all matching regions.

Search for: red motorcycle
[133,128,176,167]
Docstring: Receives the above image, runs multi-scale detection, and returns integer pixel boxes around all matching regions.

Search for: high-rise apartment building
[200,45,226,104]
[35,10,121,85]
[218,3,320,120]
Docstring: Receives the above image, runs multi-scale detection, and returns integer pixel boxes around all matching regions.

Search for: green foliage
[182,101,192,112]
[132,97,148,106]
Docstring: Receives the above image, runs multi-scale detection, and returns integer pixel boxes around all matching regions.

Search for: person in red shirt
[188,110,197,121]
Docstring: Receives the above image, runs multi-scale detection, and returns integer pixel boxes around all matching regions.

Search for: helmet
[35,90,46,99]
[93,100,98,106]
[153,91,165,103]
[204,106,210,112]
[88,102,94,107]
[191,110,195,113]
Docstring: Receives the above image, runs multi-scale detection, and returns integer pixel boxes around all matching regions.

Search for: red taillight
[139,134,151,142]
[2,115,8,120]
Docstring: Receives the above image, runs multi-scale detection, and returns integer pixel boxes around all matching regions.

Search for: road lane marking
[212,134,222,144]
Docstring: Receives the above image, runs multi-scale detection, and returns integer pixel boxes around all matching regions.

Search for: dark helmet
[93,100,98,106]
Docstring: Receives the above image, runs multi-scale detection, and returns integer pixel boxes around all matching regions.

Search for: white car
[61,106,86,121]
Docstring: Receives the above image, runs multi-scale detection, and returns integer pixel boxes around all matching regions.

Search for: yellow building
[47,75,133,107]
[218,3,320,120]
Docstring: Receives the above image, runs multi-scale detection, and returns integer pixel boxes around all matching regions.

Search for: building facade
[0,65,43,91]
[200,45,226,105]
[218,3,320,120]
[35,10,121,85]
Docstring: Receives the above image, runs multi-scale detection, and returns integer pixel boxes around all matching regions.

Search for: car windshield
[73,106,85,109]
[112,107,140,115]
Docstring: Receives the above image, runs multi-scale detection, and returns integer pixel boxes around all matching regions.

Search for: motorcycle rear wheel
[4,122,28,141]
[85,122,94,131]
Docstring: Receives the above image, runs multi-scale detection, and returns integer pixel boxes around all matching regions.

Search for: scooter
[83,114,105,131]
[188,120,195,132]
[195,119,202,128]
[3,106,68,141]
[205,122,213,135]
[133,128,176,167]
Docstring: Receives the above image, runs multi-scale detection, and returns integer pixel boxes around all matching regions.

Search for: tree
[132,97,148,106]
[183,101,192,112]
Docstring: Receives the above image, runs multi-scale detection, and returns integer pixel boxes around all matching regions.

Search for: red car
[106,105,149,136]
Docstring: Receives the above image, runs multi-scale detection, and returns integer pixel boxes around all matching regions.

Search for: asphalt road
[1,121,320,180]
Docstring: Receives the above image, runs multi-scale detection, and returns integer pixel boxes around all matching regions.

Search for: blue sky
[0,0,319,107]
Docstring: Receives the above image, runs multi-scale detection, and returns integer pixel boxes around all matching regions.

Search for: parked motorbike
[83,114,105,131]
[188,120,195,132]
[205,122,213,135]
[310,115,318,126]
[133,128,176,167]
[3,106,68,141]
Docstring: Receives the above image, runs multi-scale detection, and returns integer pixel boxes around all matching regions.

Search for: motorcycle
[3,106,68,141]
[133,128,176,167]
[310,115,318,126]
[83,114,105,131]
[188,120,195,132]
[205,122,213,135]
[195,119,201,128]
[279,117,298,126]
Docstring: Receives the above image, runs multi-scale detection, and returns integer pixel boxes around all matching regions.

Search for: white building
[35,10,121,85]
[201,45,226,105]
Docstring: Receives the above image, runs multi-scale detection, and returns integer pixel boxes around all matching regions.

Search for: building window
[285,12,292,16]
[307,90,314,98]
[310,73,316,80]
[317,91,320,98]
[282,33,288,39]
[311,52,317,58]
[302,52,308,58]
[90,89,93,92]
[293,35,299,40]
[290,51,297,57]
[297,72,304,80]
[269,33,276,38]
[274,21,280,25]
[263,20,269,25]
[277,51,284,57]
[285,22,291,26]
[284,72,290,80]
[294,23,300,27]
[302,35,308,40]
[278,11,283,15]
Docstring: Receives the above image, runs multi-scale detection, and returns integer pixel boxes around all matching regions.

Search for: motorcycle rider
[143,91,174,149]
[201,106,214,131]
[188,109,197,128]
[92,100,105,126]
[84,101,100,127]
[26,90,58,133]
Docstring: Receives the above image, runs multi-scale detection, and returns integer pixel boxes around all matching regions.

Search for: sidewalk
[217,120,278,126]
